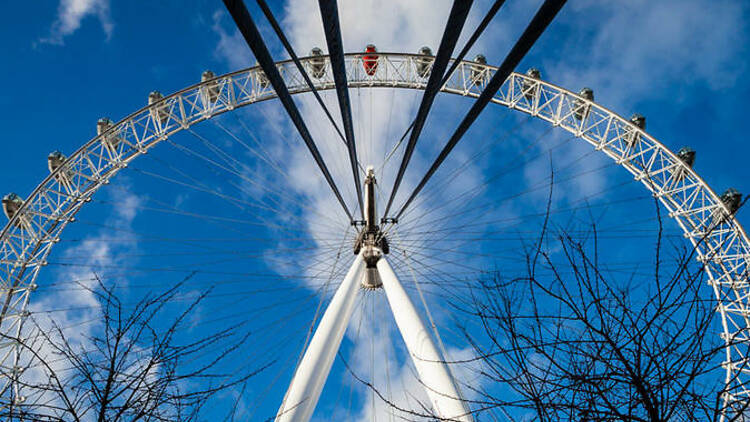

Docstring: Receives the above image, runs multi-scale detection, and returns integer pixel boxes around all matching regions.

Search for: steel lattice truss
[0,52,748,417]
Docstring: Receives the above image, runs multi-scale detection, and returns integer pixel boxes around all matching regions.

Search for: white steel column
[377,256,473,421]
[276,253,365,422]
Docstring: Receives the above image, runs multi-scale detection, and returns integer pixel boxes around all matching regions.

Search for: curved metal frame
[1,52,748,416]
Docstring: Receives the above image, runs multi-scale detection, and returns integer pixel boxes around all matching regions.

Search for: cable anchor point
[353,166,389,289]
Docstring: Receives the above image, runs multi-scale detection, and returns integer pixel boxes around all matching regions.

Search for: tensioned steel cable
[382,0,474,219]
[444,0,507,87]
[394,0,568,220]
[381,0,507,179]
[222,0,354,222]
[254,0,349,149]
[319,0,365,220]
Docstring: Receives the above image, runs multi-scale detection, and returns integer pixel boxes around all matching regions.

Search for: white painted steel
[377,256,472,421]
[275,253,364,422]
[0,52,748,416]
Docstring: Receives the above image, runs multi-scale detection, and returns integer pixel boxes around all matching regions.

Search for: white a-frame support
[276,253,471,422]
[275,253,365,422]
[378,256,472,422]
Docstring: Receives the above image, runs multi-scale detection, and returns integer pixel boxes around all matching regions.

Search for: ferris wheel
[1,0,749,420]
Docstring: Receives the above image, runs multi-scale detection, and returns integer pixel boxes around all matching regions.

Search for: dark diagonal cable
[384,0,506,215]
[255,0,348,148]
[444,0,507,86]
[319,0,364,220]
[395,0,568,220]
[383,0,474,219]
[222,0,353,221]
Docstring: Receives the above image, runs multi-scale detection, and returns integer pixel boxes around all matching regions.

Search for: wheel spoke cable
[319,0,365,220]
[222,0,354,222]
[381,0,508,176]
[382,0,474,219]
[254,0,349,150]
[395,0,568,220]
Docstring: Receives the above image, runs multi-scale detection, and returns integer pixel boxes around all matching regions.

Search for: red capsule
[363,44,378,76]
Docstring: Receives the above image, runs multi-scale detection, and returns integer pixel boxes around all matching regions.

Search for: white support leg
[377,256,473,422]
[276,253,365,422]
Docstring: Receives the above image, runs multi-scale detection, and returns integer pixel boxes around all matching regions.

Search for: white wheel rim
[1,52,748,415]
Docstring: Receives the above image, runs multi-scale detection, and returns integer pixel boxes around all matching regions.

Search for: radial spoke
[222,0,354,222]
[396,0,569,219]
[318,0,365,219]
[384,0,474,219]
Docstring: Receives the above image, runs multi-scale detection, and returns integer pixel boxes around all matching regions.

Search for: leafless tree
[460,198,750,421]
[1,275,267,422]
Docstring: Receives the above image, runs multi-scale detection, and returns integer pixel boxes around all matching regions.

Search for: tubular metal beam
[222,0,354,222]
[383,0,473,218]
[377,256,473,421]
[395,0,568,219]
[276,254,365,422]
[318,0,365,220]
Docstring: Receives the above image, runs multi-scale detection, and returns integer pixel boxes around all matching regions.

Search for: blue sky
[2,0,750,420]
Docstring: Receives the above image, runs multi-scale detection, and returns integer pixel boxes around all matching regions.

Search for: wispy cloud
[544,0,748,111]
[212,10,253,70]
[203,0,750,417]
[210,1,488,418]
[511,0,750,208]
[20,186,141,407]
[345,302,480,421]
[40,0,114,45]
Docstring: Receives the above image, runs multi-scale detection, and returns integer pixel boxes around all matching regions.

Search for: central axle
[353,166,389,289]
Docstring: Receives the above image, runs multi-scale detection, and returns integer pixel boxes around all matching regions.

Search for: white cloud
[543,0,748,111]
[340,297,480,422]
[202,0,750,418]
[40,0,114,45]
[465,0,750,209]
[19,186,141,410]
[283,0,454,54]
[208,1,493,417]
[212,10,253,70]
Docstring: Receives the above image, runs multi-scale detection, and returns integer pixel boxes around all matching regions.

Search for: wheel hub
[353,166,389,289]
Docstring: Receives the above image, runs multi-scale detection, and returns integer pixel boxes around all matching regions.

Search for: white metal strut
[378,256,472,422]
[276,253,364,421]
[277,251,471,421]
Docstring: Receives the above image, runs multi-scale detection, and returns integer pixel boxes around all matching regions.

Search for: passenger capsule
[712,188,743,225]
[309,47,326,79]
[363,44,378,76]
[573,87,593,121]
[672,146,696,183]
[47,151,66,173]
[148,91,169,125]
[677,146,696,168]
[721,188,742,214]
[97,117,112,136]
[255,61,270,88]
[625,113,646,146]
[523,67,541,100]
[630,113,646,130]
[2,193,25,227]
[471,54,487,83]
[416,46,434,78]
[48,151,73,188]
[201,70,220,104]
[97,117,121,154]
